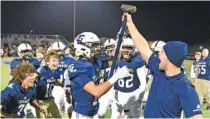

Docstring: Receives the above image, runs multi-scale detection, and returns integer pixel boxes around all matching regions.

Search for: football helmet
[103,38,116,57]
[48,41,66,55]
[151,41,166,53]
[104,38,116,49]
[17,43,33,60]
[74,32,100,59]
[121,37,135,60]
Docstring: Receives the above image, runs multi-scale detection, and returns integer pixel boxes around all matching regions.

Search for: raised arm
[123,13,153,63]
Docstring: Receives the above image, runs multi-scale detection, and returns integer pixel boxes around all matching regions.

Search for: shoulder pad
[67,59,92,79]
[37,66,48,74]
[132,54,145,66]
[30,58,41,68]
[10,58,22,69]
[63,56,75,64]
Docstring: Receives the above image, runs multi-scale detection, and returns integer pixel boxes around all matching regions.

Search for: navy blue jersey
[103,68,111,81]
[98,54,109,70]
[144,53,202,118]
[64,59,102,116]
[114,54,145,92]
[197,57,210,80]
[58,56,75,84]
[99,67,111,84]
[36,65,62,100]
[1,80,36,118]
[10,58,40,70]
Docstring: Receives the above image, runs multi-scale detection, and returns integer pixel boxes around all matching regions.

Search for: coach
[123,13,203,118]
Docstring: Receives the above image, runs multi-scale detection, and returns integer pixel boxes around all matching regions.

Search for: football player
[35,51,62,118]
[64,32,130,119]
[35,47,46,67]
[111,37,147,119]
[49,41,75,118]
[98,38,117,118]
[9,43,40,81]
[1,62,49,118]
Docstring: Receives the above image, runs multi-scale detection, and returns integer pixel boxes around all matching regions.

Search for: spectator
[190,52,201,85]
[196,48,210,109]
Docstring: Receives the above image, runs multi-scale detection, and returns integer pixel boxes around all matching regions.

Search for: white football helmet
[151,41,166,52]
[74,32,100,58]
[47,41,66,55]
[121,37,135,60]
[104,38,116,48]
[103,38,116,56]
[17,43,33,59]
[50,41,65,51]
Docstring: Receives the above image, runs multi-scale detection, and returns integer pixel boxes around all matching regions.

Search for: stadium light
[200,46,203,49]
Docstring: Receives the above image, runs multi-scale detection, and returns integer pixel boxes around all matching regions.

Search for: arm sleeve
[64,69,71,86]
[147,53,160,75]
[136,65,147,94]
[73,74,92,88]
[31,58,41,69]
[29,87,36,103]
[172,80,202,117]
[10,60,17,70]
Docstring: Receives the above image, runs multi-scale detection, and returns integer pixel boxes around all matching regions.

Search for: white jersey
[190,60,200,79]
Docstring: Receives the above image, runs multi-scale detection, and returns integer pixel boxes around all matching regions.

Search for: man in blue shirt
[196,48,210,109]
[123,13,202,118]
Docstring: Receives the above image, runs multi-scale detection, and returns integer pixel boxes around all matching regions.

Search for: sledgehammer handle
[109,16,127,78]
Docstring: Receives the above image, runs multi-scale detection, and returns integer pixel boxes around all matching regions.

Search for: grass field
[1,58,210,118]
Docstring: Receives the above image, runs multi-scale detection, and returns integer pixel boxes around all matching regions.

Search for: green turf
[1,60,11,91]
[1,59,210,118]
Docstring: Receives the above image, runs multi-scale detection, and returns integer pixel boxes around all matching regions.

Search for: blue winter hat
[163,41,188,67]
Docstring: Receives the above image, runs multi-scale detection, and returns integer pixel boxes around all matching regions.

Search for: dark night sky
[1,1,210,45]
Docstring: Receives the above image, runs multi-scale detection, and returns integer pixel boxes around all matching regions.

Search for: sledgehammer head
[121,4,137,14]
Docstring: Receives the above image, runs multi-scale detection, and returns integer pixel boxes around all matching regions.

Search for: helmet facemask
[121,45,134,61]
[20,49,33,61]
[87,41,101,61]
[105,45,115,59]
